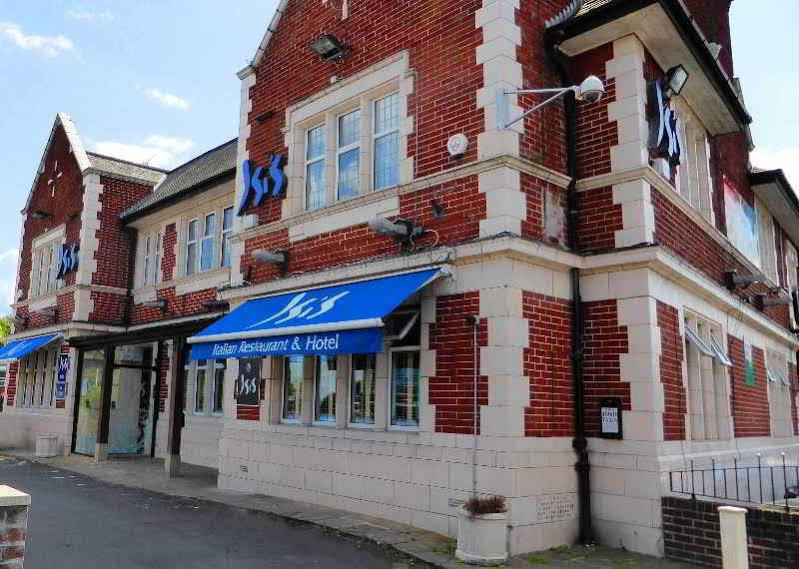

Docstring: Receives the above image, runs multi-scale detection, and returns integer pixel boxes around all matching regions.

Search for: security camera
[575,75,605,104]
[368,217,424,243]
[253,249,288,266]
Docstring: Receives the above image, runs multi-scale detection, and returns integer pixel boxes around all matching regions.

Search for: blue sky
[0,1,795,313]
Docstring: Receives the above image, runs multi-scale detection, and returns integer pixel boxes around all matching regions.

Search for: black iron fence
[669,453,799,512]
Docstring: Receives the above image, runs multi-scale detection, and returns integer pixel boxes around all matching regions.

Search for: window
[337,110,361,200]
[47,349,58,406]
[186,219,198,276]
[185,359,225,417]
[350,354,376,426]
[757,200,778,282]
[30,238,63,298]
[671,101,714,223]
[142,231,162,287]
[314,356,337,424]
[306,125,327,210]
[200,213,216,273]
[785,241,798,328]
[16,349,58,409]
[221,207,234,268]
[767,350,792,438]
[282,356,305,421]
[684,316,730,441]
[373,93,400,190]
[390,349,420,428]
[0,365,6,388]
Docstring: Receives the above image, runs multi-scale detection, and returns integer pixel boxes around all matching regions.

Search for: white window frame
[281,355,305,424]
[312,355,338,426]
[756,199,779,283]
[184,359,225,418]
[181,207,233,279]
[388,346,421,432]
[372,92,401,192]
[141,230,163,287]
[29,234,64,299]
[200,212,217,273]
[221,207,234,269]
[185,218,199,276]
[336,109,361,201]
[683,314,731,442]
[348,354,377,428]
[305,123,327,211]
[766,349,792,438]
[672,98,715,224]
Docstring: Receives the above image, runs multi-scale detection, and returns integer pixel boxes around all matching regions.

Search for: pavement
[1,451,704,569]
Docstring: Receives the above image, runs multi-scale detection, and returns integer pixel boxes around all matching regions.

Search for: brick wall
[0,497,29,566]
[680,0,734,76]
[659,301,686,441]
[429,292,486,434]
[577,186,622,252]
[243,0,484,228]
[5,363,18,408]
[663,496,799,569]
[523,291,574,437]
[728,335,771,438]
[582,299,629,437]
[790,363,798,436]
[653,189,791,330]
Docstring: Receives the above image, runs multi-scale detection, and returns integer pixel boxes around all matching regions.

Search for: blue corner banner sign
[56,354,71,400]
[0,334,61,362]
[237,156,287,216]
[188,268,443,360]
[56,244,79,279]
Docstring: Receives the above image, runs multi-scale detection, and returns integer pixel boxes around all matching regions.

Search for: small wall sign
[236,156,287,215]
[56,354,71,400]
[600,397,623,439]
[56,244,79,279]
[236,357,261,407]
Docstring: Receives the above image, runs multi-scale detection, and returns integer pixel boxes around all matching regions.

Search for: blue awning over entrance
[0,334,61,362]
[188,268,443,360]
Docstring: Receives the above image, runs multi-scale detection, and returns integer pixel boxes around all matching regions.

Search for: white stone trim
[288,195,399,242]
[232,70,257,287]
[174,268,231,296]
[77,173,103,288]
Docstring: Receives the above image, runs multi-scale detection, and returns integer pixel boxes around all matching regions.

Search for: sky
[0,1,796,314]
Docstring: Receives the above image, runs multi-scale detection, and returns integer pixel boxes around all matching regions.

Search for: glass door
[74,350,104,456]
[109,344,156,456]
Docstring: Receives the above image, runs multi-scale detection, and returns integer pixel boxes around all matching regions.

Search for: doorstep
[4,450,704,569]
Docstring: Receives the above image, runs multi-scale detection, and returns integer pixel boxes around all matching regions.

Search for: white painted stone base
[218,427,578,555]
[180,416,223,469]
[0,411,72,454]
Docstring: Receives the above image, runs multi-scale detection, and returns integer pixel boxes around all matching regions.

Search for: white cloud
[144,88,190,110]
[66,9,115,23]
[0,21,77,58]
[751,147,799,191]
[93,136,195,169]
[0,249,19,313]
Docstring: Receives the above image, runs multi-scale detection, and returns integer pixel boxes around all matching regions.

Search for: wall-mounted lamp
[665,65,689,98]
[33,307,58,320]
[253,249,289,273]
[724,269,764,291]
[140,299,167,312]
[368,217,424,244]
[30,210,52,220]
[13,315,28,327]
[310,34,349,61]
[496,75,605,130]
[255,110,275,122]
[754,294,793,311]
[203,299,230,312]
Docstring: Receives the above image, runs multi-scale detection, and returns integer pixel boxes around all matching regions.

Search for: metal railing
[669,453,799,512]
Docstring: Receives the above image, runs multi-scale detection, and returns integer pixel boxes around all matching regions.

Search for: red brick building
[1,0,798,557]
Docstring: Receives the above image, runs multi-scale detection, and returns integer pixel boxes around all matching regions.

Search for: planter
[35,435,59,458]
[455,506,509,566]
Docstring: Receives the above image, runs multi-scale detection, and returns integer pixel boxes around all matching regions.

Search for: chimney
[681,0,734,76]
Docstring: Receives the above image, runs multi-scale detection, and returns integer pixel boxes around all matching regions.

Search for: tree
[0,316,12,345]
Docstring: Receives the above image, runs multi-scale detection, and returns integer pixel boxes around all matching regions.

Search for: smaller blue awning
[188,268,444,360]
[0,334,61,362]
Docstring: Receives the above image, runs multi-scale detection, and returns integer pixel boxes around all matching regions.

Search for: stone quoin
[1,0,798,560]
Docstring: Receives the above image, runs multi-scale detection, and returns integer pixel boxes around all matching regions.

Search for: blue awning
[0,334,61,362]
[188,268,444,360]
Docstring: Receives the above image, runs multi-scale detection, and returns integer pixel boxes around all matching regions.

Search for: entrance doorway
[73,344,159,457]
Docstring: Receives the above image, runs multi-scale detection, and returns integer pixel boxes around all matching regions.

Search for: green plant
[463,495,507,516]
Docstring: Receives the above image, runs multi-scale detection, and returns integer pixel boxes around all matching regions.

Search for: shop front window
[390,349,420,428]
[350,354,376,425]
[282,356,304,421]
[314,356,337,424]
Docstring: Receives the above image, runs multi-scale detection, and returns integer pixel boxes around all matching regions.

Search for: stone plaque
[537,494,576,523]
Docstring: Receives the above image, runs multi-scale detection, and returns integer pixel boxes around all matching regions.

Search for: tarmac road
[0,456,412,569]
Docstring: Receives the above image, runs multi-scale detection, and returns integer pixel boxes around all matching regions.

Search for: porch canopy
[187,268,443,360]
[0,333,61,363]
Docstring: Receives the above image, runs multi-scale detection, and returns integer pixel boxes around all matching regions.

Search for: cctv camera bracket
[496,86,578,130]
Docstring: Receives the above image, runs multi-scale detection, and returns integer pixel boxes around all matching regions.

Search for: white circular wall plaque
[447,133,469,158]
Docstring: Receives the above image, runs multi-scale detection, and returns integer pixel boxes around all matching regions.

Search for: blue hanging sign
[56,353,71,400]
[236,155,287,215]
[56,244,79,279]
[647,80,682,167]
